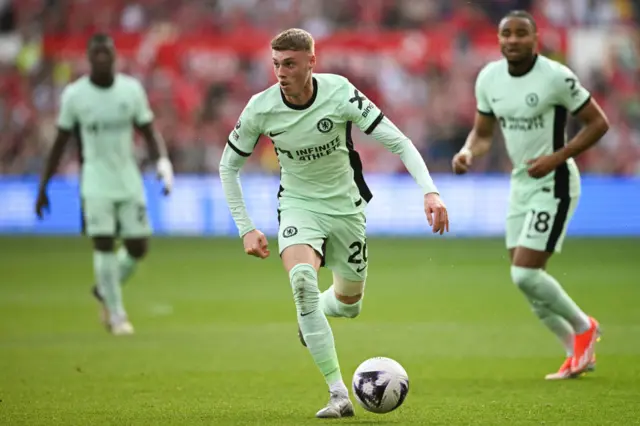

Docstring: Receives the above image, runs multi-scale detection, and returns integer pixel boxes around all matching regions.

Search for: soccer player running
[35,34,174,336]
[219,29,449,418]
[452,11,609,380]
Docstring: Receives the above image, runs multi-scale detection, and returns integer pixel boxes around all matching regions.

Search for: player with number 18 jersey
[475,53,589,253]
[452,11,609,381]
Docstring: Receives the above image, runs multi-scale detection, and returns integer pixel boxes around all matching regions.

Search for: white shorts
[506,188,578,253]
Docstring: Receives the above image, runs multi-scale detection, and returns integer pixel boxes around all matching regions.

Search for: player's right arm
[131,79,174,195]
[218,98,269,258]
[35,86,75,219]
[452,67,496,175]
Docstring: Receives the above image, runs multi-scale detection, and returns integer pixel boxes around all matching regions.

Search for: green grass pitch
[1,237,639,425]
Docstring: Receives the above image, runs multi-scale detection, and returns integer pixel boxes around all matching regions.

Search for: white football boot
[93,285,134,336]
[110,317,135,336]
[315,392,355,419]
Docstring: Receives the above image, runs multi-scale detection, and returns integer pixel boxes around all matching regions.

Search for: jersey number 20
[347,241,368,265]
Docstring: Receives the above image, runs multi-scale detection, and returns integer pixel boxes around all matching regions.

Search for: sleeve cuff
[477,109,494,116]
[227,140,251,157]
[571,95,592,115]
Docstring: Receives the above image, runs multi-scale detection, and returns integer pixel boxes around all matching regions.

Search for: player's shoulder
[243,83,281,115]
[475,59,506,84]
[314,73,353,98]
[62,75,89,91]
[313,72,350,87]
[534,55,577,78]
[114,73,145,90]
[59,75,90,101]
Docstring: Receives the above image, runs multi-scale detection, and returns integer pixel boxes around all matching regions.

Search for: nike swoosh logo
[525,233,545,239]
[269,130,286,137]
[300,310,316,317]
[356,265,366,273]
[492,98,501,102]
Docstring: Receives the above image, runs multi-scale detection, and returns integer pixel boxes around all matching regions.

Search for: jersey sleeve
[341,80,385,135]
[56,86,76,131]
[475,65,493,116]
[227,97,262,157]
[133,80,154,126]
[553,64,591,115]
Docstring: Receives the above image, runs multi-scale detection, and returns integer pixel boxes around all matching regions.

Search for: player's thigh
[117,199,152,239]
[325,212,368,282]
[82,197,117,237]
[505,198,528,251]
[516,194,578,254]
[512,246,552,269]
[278,209,327,272]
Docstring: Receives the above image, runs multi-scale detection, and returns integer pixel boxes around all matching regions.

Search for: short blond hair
[271,28,314,53]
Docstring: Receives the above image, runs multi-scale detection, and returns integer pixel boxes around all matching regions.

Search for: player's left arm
[342,81,448,234]
[553,67,609,162]
[132,80,173,195]
[528,66,609,177]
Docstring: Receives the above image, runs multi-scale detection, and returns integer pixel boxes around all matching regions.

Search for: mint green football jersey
[475,55,591,198]
[57,74,154,201]
[227,73,384,215]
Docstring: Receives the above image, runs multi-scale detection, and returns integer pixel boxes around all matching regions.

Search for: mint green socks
[290,264,347,393]
[511,266,590,333]
[511,266,592,356]
[117,246,138,284]
[320,285,362,318]
[94,251,125,320]
[529,297,575,356]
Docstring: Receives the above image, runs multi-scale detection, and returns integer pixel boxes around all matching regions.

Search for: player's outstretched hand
[424,193,449,235]
[526,155,560,179]
[156,157,174,196]
[243,229,270,259]
[35,190,50,220]
[452,149,472,175]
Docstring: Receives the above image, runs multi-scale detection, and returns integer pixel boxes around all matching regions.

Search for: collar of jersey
[280,77,318,110]
[508,54,538,78]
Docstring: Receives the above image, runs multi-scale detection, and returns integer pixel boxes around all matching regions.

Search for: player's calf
[288,262,349,398]
[291,263,321,318]
[530,299,575,358]
[510,265,590,333]
[91,238,147,326]
[118,238,147,285]
[91,237,138,335]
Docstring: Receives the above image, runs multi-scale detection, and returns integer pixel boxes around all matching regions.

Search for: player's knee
[289,263,320,314]
[333,273,365,318]
[93,237,115,252]
[510,265,540,292]
[333,273,365,298]
[124,239,148,260]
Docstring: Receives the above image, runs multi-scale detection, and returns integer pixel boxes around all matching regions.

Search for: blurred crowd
[1,0,640,176]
